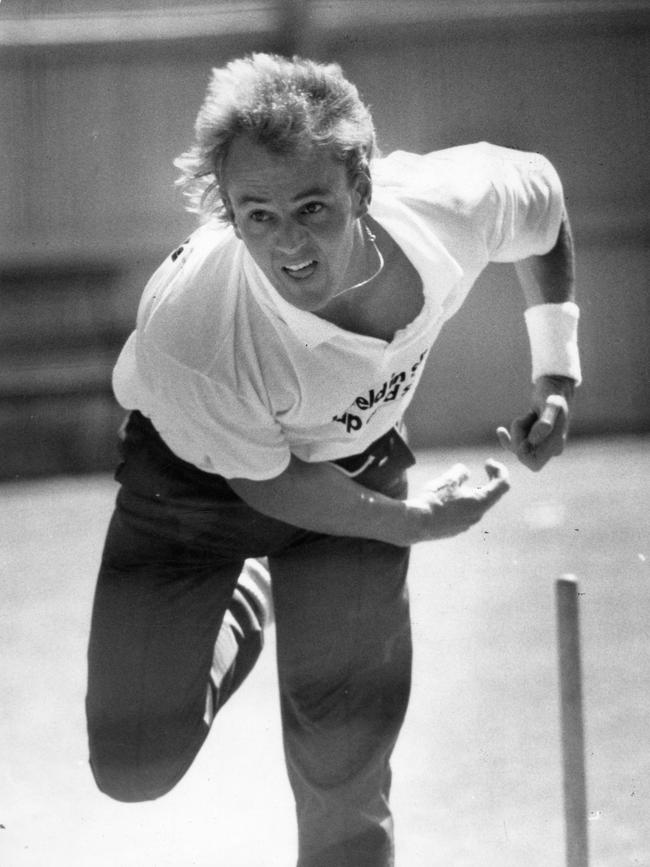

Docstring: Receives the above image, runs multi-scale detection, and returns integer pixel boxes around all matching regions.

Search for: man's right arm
[229,455,510,548]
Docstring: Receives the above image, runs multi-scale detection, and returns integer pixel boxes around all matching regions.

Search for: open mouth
[282,260,317,280]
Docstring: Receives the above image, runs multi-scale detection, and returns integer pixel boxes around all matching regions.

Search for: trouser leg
[270,534,412,867]
[86,501,261,803]
[86,412,294,803]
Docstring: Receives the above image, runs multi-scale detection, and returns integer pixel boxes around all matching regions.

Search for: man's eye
[249,210,271,223]
[302,202,324,215]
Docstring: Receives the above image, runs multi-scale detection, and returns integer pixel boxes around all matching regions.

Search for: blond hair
[174,53,377,219]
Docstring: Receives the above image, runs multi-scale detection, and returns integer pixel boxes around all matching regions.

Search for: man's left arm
[497,211,582,471]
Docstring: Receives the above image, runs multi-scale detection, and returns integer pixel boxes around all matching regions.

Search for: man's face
[221,135,369,313]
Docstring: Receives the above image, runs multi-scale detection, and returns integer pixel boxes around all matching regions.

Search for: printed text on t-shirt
[332,349,429,433]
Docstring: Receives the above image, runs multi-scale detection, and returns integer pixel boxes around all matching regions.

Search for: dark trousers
[86,412,413,867]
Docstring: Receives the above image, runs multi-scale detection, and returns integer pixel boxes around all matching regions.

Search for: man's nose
[276,219,307,253]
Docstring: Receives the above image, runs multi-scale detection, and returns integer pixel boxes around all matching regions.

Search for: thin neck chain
[338,221,385,295]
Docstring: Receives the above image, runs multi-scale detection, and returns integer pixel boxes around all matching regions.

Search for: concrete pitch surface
[1,436,648,866]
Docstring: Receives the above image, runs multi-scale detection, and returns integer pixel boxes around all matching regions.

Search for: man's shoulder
[371,143,510,248]
[374,141,534,176]
[373,142,505,207]
[169,218,239,274]
[374,142,557,206]
[145,220,240,308]
[136,220,246,372]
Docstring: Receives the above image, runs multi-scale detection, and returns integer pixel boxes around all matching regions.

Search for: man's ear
[352,171,372,218]
[222,195,242,239]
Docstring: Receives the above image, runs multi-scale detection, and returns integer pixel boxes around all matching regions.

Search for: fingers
[523,397,568,470]
[496,412,537,455]
[496,425,511,451]
[484,458,508,482]
[414,458,511,541]
[445,462,471,487]
[427,462,470,498]
[496,399,568,472]
[512,411,538,446]
[479,459,510,505]
[449,459,510,531]
[428,460,509,501]
[496,416,539,470]
[528,394,567,447]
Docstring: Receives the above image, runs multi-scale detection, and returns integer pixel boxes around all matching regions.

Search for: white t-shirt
[113,142,564,480]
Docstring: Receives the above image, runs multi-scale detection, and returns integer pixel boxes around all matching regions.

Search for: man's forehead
[233,184,336,206]
[222,136,348,202]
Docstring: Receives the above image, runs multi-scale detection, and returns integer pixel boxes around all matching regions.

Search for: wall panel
[1,3,647,476]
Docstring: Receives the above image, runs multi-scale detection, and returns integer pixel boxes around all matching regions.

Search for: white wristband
[524,302,582,385]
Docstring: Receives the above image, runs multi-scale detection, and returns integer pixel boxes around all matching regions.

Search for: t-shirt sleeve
[113,334,291,481]
[479,143,565,262]
[376,143,565,265]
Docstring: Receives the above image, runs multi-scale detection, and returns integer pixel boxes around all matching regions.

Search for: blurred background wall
[1,0,648,479]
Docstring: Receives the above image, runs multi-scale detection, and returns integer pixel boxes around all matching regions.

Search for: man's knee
[87,718,207,803]
[89,753,183,803]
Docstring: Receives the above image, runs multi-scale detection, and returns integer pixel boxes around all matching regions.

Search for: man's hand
[405,459,510,542]
[496,375,576,472]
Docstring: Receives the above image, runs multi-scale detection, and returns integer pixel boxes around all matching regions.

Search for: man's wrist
[535,373,577,402]
[387,497,430,547]
[525,302,582,385]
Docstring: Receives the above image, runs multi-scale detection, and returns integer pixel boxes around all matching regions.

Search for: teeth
[285,260,313,271]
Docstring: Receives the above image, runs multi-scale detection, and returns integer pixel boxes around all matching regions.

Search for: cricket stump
[556,575,589,867]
